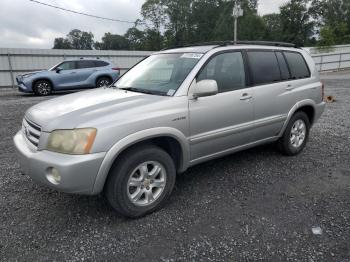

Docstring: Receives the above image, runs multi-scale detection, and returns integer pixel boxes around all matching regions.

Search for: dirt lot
[0,77,349,261]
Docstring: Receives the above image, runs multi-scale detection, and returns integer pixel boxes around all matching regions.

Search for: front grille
[22,118,41,148]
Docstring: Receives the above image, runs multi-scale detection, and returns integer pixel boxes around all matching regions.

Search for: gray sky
[0,0,289,49]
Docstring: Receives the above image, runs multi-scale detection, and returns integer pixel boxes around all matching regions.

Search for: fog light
[46,167,61,185]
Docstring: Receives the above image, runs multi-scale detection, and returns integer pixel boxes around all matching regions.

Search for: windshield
[113,53,203,96]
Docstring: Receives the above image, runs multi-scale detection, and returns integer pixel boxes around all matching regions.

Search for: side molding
[91,127,190,194]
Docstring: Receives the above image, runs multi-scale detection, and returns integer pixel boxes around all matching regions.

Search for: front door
[55,61,79,89]
[189,51,255,161]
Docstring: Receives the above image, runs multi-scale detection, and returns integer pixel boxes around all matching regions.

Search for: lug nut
[150,180,154,184]
[146,186,150,190]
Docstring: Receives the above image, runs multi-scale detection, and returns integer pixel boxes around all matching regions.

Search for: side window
[77,60,95,69]
[284,52,311,79]
[247,51,281,85]
[276,52,290,80]
[59,61,76,70]
[94,61,109,67]
[197,52,246,93]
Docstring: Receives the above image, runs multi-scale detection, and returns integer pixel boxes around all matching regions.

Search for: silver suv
[14,41,325,217]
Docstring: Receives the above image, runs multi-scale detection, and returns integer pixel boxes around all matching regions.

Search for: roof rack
[161,40,298,51]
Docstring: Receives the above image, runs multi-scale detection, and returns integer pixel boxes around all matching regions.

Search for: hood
[21,70,47,77]
[25,88,170,132]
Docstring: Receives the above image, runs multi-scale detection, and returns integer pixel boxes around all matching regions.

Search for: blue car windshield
[113,53,203,96]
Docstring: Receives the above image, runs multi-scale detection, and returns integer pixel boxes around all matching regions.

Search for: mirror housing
[192,79,218,99]
[56,67,62,73]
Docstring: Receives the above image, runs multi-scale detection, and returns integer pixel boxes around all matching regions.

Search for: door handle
[70,72,77,74]
[286,84,294,91]
[240,93,252,100]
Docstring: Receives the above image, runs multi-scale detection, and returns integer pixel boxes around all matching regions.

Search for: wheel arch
[279,99,316,137]
[95,74,113,86]
[33,78,55,90]
[92,128,190,194]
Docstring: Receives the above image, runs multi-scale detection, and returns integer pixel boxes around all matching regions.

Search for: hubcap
[127,161,166,207]
[290,119,306,148]
[37,82,50,95]
[98,79,110,87]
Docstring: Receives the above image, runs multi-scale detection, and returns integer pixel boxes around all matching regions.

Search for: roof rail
[161,40,298,51]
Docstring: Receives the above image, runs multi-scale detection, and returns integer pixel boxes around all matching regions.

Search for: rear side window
[76,60,95,69]
[247,51,281,85]
[284,52,310,79]
[94,61,109,67]
[275,52,290,80]
[197,52,246,93]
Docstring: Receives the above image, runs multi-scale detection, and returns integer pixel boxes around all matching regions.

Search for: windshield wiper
[119,87,169,96]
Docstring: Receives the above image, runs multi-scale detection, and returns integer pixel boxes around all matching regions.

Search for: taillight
[112,67,121,75]
[321,81,325,101]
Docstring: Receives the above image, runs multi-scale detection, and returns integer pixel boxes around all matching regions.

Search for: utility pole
[232,2,243,42]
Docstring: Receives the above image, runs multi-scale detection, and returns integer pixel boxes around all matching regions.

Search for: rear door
[247,50,297,141]
[75,60,96,86]
[189,51,255,161]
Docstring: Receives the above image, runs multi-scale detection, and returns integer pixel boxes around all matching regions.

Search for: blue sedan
[16,58,120,96]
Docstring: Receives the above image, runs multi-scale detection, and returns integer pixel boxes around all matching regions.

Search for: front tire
[33,80,52,96]
[96,77,112,88]
[277,111,310,156]
[105,145,176,218]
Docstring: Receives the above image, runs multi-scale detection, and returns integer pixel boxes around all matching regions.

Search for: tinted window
[276,52,290,80]
[284,52,310,79]
[247,51,281,85]
[94,60,109,67]
[77,60,95,69]
[198,52,246,93]
[59,61,76,70]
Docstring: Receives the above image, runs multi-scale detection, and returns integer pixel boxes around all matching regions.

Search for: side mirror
[56,67,62,73]
[192,79,218,99]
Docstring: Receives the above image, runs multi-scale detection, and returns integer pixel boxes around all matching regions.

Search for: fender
[92,127,190,194]
[278,99,316,137]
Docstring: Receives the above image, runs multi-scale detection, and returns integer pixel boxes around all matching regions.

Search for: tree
[125,27,146,50]
[53,29,94,50]
[263,14,283,41]
[311,0,350,45]
[279,0,315,46]
[53,37,71,49]
[95,33,129,50]
[141,0,167,50]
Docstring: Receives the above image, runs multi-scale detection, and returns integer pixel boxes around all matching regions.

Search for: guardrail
[312,52,350,72]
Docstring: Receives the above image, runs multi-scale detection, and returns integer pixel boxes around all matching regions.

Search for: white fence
[0,48,152,88]
[1,46,350,88]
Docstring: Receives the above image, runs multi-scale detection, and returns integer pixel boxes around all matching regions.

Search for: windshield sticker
[167,89,176,96]
[181,53,203,59]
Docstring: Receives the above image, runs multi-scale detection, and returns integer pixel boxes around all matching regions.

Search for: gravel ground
[0,78,349,262]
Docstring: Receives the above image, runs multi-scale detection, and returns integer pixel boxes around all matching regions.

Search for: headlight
[46,128,97,155]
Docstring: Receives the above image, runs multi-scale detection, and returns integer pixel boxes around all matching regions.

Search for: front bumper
[13,131,106,195]
[17,83,32,93]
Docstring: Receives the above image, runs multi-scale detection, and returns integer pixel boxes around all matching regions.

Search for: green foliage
[53,29,94,50]
[95,33,129,50]
[53,0,350,50]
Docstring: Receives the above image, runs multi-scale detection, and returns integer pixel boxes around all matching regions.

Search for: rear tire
[277,111,310,156]
[105,145,176,218]
[96,77,112,88]
[33,80,52,96]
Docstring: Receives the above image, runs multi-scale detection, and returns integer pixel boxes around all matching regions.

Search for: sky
[0,0,289,49]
